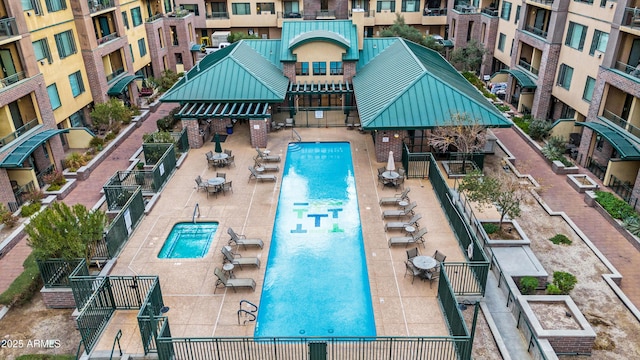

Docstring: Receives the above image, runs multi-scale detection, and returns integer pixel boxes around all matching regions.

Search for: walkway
[493,127,640,307]
[0,103,173,293]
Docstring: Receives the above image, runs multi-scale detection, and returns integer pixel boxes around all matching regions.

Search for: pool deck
[97,124,466,354]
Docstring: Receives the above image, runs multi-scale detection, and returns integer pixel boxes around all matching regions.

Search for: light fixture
[40,60,45,65]
[394,133,399,138]
[609,3,613,8]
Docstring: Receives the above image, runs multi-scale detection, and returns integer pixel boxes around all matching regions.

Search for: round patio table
[223,263,235,278]
[212,153,228,160]
[208,177,225,186]
[412,256,437,271]
[382,171,400,180]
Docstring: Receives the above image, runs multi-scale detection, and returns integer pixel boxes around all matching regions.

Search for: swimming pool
[255,142,376,338]
[158,222,218,259]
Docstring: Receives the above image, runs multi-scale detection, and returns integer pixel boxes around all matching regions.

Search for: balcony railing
[12,180,35,210]
[349,9,375,17]
[96,32,118,46]
[622,7,640,28]
[146,13,164,22]
[527,0,554,4]
[0,71,26,87]
[315,10,336,18]
[518,59,539,75]
[481,7,498,16]
[602,110,640,138]
[614,61,640,80]
[423,8,447,16]
[524,25,548,38]
[454,5,477,13]
[206,11,229,19]
[88,0,115,14]
[0,17,18,37]
[0,118,39,147]
[105,68,124,82]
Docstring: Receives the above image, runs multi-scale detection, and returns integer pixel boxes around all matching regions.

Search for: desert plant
[549,234,572,245]
[43,170,67,187]
[64,152,90,171]
[105,131,117,141]
[482,222,500,234]
[23,189,45,204]
[595,190,638,220]
[520,276,538,295]
[541,136,573,167]
[527,118,552,140]
[0,203,19,228]
[623,216,640,237]
[546,271,577,295]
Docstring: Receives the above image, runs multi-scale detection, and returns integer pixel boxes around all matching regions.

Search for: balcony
[454,5,477,13]
[206,11,229,19]
[146,13,164,22]
[518,59,539,76]
[349,9,375,17]
[106,68,125,82]
[0,71,26,88]
[97,32,118,46]
[0,118,38,147]
[524,25,548,38]
[315,10,336,19]
[622,7,640,29]
[423,8,447,16]
[0,17,18,38]
[481,7,498,16]
[88,0,115,14]
[527,0,554,4]
[602,110,640,139]
[614,61,640,80]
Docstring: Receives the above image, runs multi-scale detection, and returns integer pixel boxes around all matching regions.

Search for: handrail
[237,309,257,325]
[240,299,258,312]
[110,329,123,359]
[292,128,302,142]
[193,203,200,223]
[75,338,86,359]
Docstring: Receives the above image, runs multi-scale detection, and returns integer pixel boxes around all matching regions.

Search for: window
[515,5,520,24]
[330,62,343,75]
[582,76,596,101]
[54,30,76,59]
[211,1,228,13]
[68,71,85,97]
[47,84,61,110]
[129,44,134,61]
[467,21,473,41]
[33,38,53,64]
[138,38,147,57]
[22,0,43,14]
[284,1,299,13]
[175,53,183,64]
[498,33,506,51]
[256,2,275,14]
[296,62,309,76]
[565,22,587,51]
[182,4,199,15]
[122,12,129,30]
[158,28,164,48]
[131,7,142,26]
[589,30,608,56]
[401,0,418,12]
[500,2,511,20]
[313,62,326,75]
[44,0,66,12]
[171,26,178,46]
[376,1,396,12]
[232,3,251,14]
[557,64,574,89]
[595,135,603,151]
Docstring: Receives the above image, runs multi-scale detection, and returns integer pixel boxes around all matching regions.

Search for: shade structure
[214,133,222,153]
[386,151,395,172]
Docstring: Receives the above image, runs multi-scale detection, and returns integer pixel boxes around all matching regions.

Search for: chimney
[352,8,365,51]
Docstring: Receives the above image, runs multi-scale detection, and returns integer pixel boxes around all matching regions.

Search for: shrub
[528,119,553,140]
[0,203,19,228]
[20,202,41,217]
[595,190,638,220]
[549,234,572,245]
[65,152,90,171]
[482,222,500,234]
[16,356,76,360]
[520,276,538,295]
[546,271,577,295]
[143,131,174,144]
[105,131,117,141]
[43,170,67,188]
[541,136,573,167]
[512,116,530,133]
[623,216,640,237]
[495,104,510,112]
[23,189,45,204]
[0,253,41,306]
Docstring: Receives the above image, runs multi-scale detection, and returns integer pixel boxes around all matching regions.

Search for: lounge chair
[256,147,281,162]
[379,187,411,206]
[381,202,416,219]
[214,267,256,293]
[388,227,428,247]
[254,157,279,172]
[221,245,261,268]
[228,227,264,249]
[385,214,422,231]
[248,166,277,182]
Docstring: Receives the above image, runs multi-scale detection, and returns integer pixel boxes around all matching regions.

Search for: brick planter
[41,287,76,309]
[43,178,77,200]
[566,174,598,193]
[551,160,579,175]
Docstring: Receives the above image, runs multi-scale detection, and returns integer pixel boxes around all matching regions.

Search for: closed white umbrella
[386,151,395,172]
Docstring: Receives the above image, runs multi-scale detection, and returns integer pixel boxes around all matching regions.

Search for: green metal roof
[244,39,282,69]
[289,30,351,50]
[357,38,397,70]
[353,38,511,130]
[107,75,142,96]
[0,129,70,168]
[495,69,537,89]
[576,121,640,160]
[280,20,359,62]
[161,41,289,103]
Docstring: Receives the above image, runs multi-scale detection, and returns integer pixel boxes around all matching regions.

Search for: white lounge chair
[221,246,261,268]
[381,202,416,219]
[388,227,428,247]
[214,267,256,293]
[254,157,279,172]
[248,166,277,182]
[379,187,411,206]
[256,147,281,162]
[385,214,422,231]
[228,227,264,249]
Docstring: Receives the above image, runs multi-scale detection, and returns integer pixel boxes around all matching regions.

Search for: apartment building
[0,0,196,211]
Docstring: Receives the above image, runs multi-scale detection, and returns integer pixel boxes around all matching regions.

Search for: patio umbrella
[386,151,395,172]
[214,133,222,154]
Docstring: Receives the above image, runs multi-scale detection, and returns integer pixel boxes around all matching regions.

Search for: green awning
[191,44,203,51]
[107,75,142,96]
[442,39,454,48]
[495,69,537,89]
[576,121,640,160]
[0,129,70,168]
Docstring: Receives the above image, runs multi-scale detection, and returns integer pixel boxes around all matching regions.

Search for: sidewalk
[0,103,174,293]
[492,127,640,308]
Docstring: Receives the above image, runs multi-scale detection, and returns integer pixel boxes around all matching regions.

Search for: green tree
[90,98,132,133]
[227,32,260,43]
[449,39,487,73]
[380,14,426,45]
[428,113,487,174]
[149,70,182,92]
[25,203,107,261]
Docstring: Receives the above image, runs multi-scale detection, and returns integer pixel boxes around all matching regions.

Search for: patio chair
[256,147,281,162]
[217,172,226,179]
[398,168,406,177]
[433,250,447,271]
[226,155,235,168]
[379,187,411,206]
[406,247,420,260]
[381,202,416,219]
[378,167,386,175]
[385,214,422,231]
[195,176,207,192]
[228,227,264,249]
[248,166,277,182]
[254,157,279,172]
[404,260,422,284]
[388,227,428,247]
[224,149,232,156]
[205,151,214,160]
[221,181,233,195]
[221,245,261,268]
[393,176,405,190]
[423,266,440,288]
[206,184,220,198]
[207,158,217,169]
[214,267,256,293]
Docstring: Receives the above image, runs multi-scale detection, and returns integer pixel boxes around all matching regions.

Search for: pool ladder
[237,300,258,325]
[192,203,200,223]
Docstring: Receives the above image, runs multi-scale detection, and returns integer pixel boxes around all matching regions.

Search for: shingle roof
[280,20,359,62]
[161,41,289,103]
[353,38,511,129]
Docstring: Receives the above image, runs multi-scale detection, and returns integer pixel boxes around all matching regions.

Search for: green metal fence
[437,266,471,360]
[143,143,172,165]
[105,144,176,193]
[37,258,85,288]
[137,277,166,353]
[171,128,189,153]
[401,146,430,178]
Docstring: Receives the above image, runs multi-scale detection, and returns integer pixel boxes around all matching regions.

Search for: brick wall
[82,37,131,104]
[249,119,268,148]
[41,287,76,309]
[145,21,169,77]
[183,119,204,149]
[479,16,499,77]
[374,131,406,163]
[344,62,356,81]
[283,63,296,82]
[544,335,595,355]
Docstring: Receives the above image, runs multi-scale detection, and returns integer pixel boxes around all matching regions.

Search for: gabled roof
[357,38,397,70]
[161,41,289,103]
[243,39,282,69]
[353,38,511,129]
[280,20,359,62]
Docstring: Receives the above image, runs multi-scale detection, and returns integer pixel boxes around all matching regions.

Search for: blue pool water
[255,142,376,338]
[158,222,218,259]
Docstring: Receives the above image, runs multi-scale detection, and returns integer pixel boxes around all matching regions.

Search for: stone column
[183,119,204,149]
[249,119,268,148]
[374,130,406,163]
